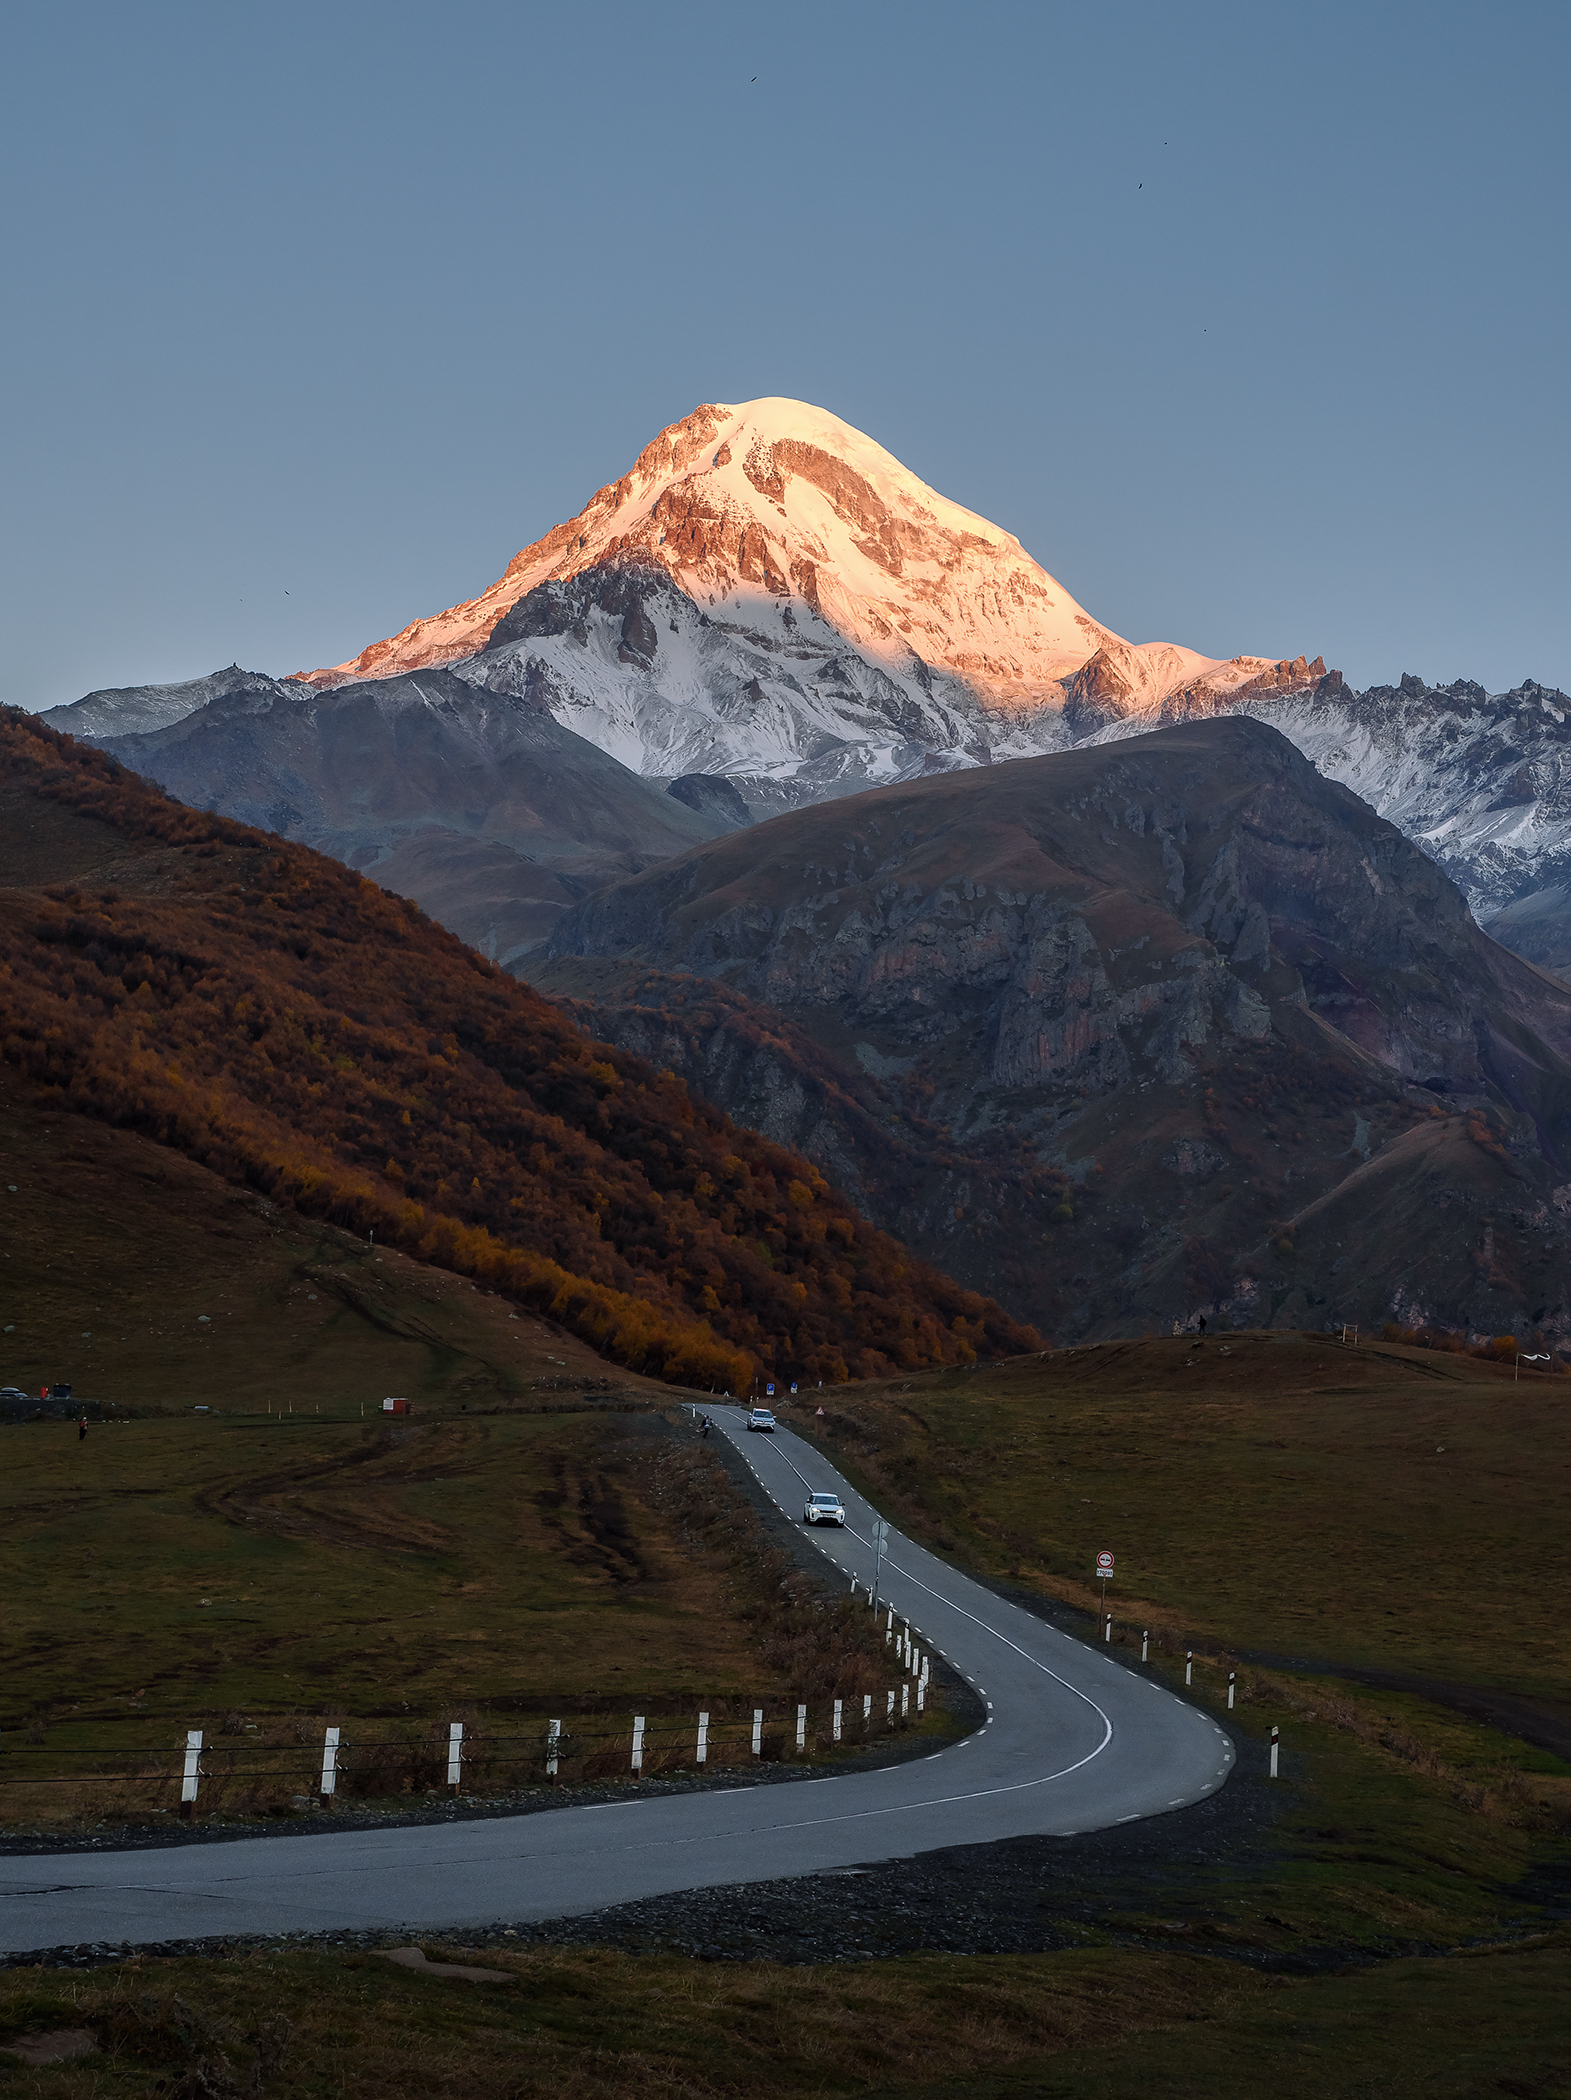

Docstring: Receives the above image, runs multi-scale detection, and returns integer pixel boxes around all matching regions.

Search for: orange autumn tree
[0,710,1039,1387]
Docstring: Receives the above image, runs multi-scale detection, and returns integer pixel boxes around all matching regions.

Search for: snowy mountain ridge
[1088,670,1571,967]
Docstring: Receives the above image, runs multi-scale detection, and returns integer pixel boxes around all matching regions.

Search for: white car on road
[748,1407,777,1432]
[803,1492,846,1526]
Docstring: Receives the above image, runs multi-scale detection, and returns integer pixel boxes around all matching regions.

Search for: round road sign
[1096,1551,1114,1574]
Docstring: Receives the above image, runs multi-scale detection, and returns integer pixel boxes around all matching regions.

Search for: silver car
[804,1492,846,1526]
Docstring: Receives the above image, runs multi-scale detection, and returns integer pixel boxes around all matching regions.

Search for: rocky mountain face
[296,397,1313,814]
[541,718,1571,1345]
[1098,672,1571,974]
[93,667,732,966]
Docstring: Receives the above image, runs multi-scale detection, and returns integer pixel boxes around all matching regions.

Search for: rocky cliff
[542,718,1571,1344]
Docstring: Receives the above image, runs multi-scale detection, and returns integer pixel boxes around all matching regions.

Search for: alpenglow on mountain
[298,398,1327,814]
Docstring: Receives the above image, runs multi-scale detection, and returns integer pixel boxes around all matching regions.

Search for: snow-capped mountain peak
[297,399,1311,809]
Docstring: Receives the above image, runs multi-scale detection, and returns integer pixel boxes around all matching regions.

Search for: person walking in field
[78,1414,87,1442]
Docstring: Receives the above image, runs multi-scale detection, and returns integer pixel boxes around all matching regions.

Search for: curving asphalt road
[0,1407,1232,1952]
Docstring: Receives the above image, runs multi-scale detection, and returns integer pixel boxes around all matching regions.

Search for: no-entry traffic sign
[1096,1551,1114,1577]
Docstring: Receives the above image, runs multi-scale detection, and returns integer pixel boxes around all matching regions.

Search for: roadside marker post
[1104,1615,1112,1644]
[886,1689,896,1719]
[833,1698,842,1743]
[1228,1673,1236,1710]
[1270,1726,1279,1778]
[447,1723,463,1791]
[320,1725,340,1805]
[752,1709,763,1758]
[179,1730,202,1818]
[696,1712,709,1766]
[1141,1630,1149,1662]
[631,1716,645,1774]
[796,1704,807,1753]
[871,1518,890,1610]
[901,1684,910,1719]
[1185,1651,1193,1686]
[547,1718,562,1777]
[863,1694,872,1728]
[917,1680,925,1712]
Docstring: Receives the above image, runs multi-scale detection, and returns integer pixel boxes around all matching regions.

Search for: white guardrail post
[447,1722,463,1791]
[796,1704,807,1753]
[632,1716,645,1774]
[320,1725,340,1805]
[752,1708,763,1757]
[696,1711,709,1765]
[833,1698,842,1743]
[179,1730,202,1818]
[547,1718,561,1777]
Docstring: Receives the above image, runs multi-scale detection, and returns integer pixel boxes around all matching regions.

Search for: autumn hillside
[0,711,1037,1387]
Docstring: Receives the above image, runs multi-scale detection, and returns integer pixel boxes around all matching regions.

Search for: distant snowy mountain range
[35,397,1571,969]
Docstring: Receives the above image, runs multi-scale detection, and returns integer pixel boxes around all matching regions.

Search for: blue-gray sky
[2,0,1566,707]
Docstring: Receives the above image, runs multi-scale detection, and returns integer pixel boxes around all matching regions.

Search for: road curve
[0,1408,1231,1952]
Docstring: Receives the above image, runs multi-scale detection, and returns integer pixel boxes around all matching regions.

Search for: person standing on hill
[78,1414,87,1442]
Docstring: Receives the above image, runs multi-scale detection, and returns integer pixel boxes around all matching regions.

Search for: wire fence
[0,1682,932,1820]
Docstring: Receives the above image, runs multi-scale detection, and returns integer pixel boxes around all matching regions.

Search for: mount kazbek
[43,395,1571,972]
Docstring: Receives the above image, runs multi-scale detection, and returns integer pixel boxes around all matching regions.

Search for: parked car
[0,1387,28,1405]
[747,1407,777,1432]
[803,1492,846,1526]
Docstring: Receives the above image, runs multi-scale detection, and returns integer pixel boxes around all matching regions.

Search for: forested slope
[0,711,1037,1387]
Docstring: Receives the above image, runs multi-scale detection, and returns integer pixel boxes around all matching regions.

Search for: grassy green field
[0,1404,930,1820]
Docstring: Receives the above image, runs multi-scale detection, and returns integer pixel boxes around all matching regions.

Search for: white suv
[748,1407,777,1432]
[804,1492,845,1525]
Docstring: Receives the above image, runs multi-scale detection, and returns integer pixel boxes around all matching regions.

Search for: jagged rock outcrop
[666,773,752,826]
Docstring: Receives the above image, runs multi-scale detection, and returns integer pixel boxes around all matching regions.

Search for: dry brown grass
[0,1943,1249,2098]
